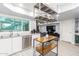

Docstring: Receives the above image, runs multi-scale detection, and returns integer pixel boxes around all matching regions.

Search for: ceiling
[47,3,79,13]
[59,7,79,20]
[12,3,35,12]
[0,3,36,20]
[0,3,79,20]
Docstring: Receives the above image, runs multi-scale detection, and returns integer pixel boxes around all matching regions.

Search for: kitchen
[0,3,79,56]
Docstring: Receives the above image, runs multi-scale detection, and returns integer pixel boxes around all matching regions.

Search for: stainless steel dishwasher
[22,35,32,49]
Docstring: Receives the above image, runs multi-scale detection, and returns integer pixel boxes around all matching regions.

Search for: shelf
[34,35,57,43]
[34,3,57,15]
[33,3,58,56]
[36,44,57,55]
[35,16,56,22]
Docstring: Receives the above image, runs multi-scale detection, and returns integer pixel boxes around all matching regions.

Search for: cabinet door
[0,38,12,54]
[12,37,22,53]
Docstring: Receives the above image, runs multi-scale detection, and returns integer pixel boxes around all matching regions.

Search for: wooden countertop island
[35,35,57,43]
[34,35,58,56]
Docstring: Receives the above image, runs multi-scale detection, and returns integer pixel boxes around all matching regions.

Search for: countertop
[0,33,40,39]
[0,34,32,39]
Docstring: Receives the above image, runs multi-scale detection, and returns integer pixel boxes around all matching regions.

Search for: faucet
[0,35,3,39]
[17,33,20,36]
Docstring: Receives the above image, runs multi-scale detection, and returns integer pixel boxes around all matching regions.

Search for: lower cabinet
[0,38,12,55]
[0,35,32,56]
[12,37,22,53]
[0,37,22,55]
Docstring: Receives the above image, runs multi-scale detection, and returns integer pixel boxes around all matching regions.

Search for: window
[0,16,29,31]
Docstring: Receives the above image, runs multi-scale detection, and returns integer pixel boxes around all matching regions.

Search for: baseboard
[60,40,72,44]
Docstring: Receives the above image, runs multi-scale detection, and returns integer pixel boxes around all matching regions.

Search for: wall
[60,18,75,44]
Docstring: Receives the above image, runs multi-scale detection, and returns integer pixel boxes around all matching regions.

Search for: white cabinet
[0,38,12,55]
[0,36,31,55]
[0,37,22,55]
[12,37,22,53]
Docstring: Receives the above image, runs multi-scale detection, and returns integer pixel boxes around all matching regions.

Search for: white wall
[60,18,75,44]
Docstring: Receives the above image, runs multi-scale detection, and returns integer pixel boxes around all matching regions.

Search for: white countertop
[0,31,41,39]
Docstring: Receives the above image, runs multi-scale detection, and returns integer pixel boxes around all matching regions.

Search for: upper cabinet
[0,16,29,32]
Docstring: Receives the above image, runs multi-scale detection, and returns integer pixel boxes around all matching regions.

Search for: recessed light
[18,4,23,7]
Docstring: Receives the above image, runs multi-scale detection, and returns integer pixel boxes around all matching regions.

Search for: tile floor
[11,41,79,56]
[58,41,79,56]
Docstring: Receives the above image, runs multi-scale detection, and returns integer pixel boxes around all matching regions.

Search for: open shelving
[34,3,57,15]
[34,3,57,23]
[33,3,58,56]
[36,44,57,55]
[35,16,56,22]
